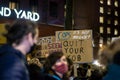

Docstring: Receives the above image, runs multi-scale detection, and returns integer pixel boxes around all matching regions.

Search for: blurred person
[43,51,69,80]
[103,51,120,80]
[99,38,120,66]
[0,19,39,80]
[98,38,120,80]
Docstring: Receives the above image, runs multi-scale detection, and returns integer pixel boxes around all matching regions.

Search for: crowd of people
[0,19,120,80]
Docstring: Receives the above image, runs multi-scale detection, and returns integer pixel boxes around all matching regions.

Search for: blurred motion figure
[0,19,39,80]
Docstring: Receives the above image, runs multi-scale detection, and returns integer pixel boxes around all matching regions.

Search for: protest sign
[56,30,93,63]
[36,36,62,58]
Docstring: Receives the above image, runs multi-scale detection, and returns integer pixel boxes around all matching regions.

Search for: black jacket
[0,44,29,80]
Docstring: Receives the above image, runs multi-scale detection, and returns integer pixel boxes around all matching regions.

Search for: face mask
[54,63,68,74]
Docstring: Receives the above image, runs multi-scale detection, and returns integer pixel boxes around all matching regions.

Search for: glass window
[99,16,104,23]
[9,1,18,9]
[114,1,118,7]
[107,8,111,14]
[100,7,104,13]
[107,0,111,5]
[114,29,118,35]
[107,27,111,34]
[107,19,111,24]
[100,26,104,33]
[114,20,118,25]
[100,0,103,4]
[115,11,118,16]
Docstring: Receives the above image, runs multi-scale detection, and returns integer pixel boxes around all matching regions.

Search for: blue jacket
[103,64,120,80]
[0,44,29,80]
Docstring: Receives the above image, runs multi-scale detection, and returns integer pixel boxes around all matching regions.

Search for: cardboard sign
[0,24,7,44]
[56,30,93,63]
[36,36,62,58]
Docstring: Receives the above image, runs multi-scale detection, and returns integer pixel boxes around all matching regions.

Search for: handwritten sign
[56,30,93,63]
[0,24,7,44]
[36,36,62,58]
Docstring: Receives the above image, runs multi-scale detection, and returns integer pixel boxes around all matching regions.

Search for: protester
[43,51,69,80]
[102,38,120,80]
[102,51,120,80]
[0,19,39,80]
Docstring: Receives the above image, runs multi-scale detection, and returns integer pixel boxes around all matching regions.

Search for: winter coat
[0,44,29,80]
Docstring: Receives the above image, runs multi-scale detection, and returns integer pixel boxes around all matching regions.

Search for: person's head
[98,38,120,66]
[4,19,39,54]
[44,51,68,75]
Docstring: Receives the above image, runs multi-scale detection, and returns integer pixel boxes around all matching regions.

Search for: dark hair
[43,51,64,73]
[4,19,38,45]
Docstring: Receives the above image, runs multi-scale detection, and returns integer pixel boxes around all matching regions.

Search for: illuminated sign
[0,7,40,21]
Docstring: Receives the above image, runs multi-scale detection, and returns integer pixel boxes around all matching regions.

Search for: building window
[100,0,103,4]
[107,19,111,24]
[99,16,104,23]
[100,7,104,13]
[100,26,104,33]
[9,0,19,9]
[107,27,111,34]
[107,8,111,14]
[114,29,118,35]
[99,0,119,45]
[115,11,118,16]
[107,0,111,5]
[114,1,118,7]
[114,20,118,25]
